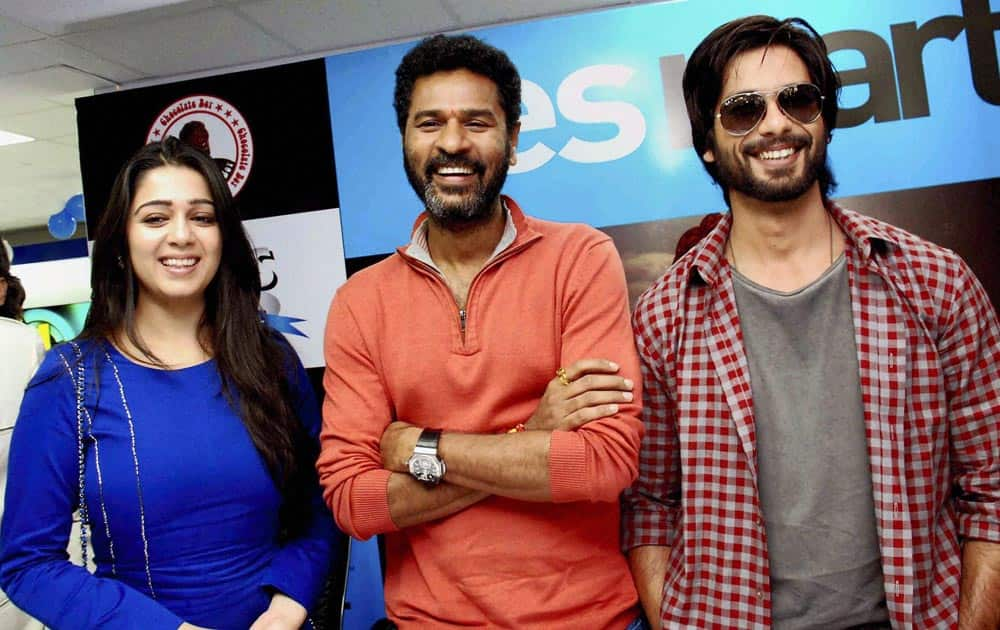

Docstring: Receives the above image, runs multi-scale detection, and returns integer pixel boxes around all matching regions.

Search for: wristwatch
[406,429,446,486]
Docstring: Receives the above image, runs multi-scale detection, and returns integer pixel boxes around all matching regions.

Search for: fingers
[565,373,633,397]
[539,372,634,431]
[562,403,623,429]
[559,358,620,382]
[532,359,635,432]
[566,387,633,412]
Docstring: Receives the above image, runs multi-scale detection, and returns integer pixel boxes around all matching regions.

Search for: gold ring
[556,367,570,386]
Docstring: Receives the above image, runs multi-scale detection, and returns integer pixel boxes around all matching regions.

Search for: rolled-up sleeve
[941,259,1000,542]
[621,285,682,551]
[547,237,644,504]
[317,289,398,540]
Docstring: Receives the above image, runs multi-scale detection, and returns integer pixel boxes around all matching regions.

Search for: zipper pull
[459,309,467,332]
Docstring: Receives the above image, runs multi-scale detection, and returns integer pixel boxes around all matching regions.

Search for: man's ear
[508,121,521,165]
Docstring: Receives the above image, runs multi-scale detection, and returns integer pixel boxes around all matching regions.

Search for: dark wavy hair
[81,136,315,533]
[0,238,27,320]
[394,34,521,134]
[683,15,840,201]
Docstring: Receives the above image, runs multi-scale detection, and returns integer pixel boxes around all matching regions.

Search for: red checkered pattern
[623,203,1000,629]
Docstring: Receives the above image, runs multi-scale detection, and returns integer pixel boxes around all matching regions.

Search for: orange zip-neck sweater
[318,197,643,628]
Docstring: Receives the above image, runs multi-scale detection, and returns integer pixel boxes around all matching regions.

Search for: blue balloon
[64,194,86,221]
[48,211,77,240]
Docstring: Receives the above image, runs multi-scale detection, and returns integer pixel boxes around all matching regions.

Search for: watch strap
[415,428,442,452]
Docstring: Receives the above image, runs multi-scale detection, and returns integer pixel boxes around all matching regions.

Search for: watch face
[408,453,443,484]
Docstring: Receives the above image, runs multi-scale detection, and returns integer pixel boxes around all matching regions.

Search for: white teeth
[759,147,795,160]
[437,166,473,175]
[162,258,196,267]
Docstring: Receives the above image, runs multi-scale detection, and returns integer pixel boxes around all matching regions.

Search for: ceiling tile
[45,89,97,107]
[0,106,77,141]
[237,0,456,53]
[0,15,46,45]
[0,93,58,117]
[0,0,211,36]
[0,139,80,172]
[0,38,144,82]
[63,7,297,76]
[0,66,118,107]
[444,0,625,26]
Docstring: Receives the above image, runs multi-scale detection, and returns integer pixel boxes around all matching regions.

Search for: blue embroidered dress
[0,340,337,629]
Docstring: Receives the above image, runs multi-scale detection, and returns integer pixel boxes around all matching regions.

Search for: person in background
[0,237,46,630]
[0,137,337,629]
[317,34,644,628]
[624,15,1000,629]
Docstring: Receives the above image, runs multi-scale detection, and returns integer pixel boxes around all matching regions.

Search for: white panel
[63,8,297,76]
[237,0,457,52]
[47,133,81,147]
[12,256,92,309]
[242,208,347,369]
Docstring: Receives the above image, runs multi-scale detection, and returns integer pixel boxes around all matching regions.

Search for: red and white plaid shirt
[623,203,1000,629]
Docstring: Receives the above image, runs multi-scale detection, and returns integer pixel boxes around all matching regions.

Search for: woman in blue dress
[0,137,337,629]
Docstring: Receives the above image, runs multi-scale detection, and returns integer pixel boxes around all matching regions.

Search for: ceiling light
[0,130,36,147]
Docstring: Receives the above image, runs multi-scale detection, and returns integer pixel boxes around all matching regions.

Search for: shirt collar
[686,200,901,287]
[404,198,518,273]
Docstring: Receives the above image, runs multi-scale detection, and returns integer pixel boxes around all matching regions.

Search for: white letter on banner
[511,80,557,174]
[557,65,646,163]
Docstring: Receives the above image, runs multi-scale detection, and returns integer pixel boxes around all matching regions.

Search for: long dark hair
[0,238,27,320]
[683,15,840,202]
[82,137,314,532]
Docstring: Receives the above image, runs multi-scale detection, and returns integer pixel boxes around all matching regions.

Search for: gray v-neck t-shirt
[732,256,889,629]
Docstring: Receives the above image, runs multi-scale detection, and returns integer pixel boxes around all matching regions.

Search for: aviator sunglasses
[716,83,824,136]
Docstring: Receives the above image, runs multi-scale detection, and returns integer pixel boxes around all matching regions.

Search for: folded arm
[319,237,643,535]
[379,358,636,502]
[941,262,1000,629]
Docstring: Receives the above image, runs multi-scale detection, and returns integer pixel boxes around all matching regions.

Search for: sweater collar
[401,195,538,269]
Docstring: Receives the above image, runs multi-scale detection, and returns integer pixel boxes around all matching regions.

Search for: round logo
[147,95,254,196]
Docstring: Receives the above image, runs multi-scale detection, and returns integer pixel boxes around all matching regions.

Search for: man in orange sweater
[317,34,645,628]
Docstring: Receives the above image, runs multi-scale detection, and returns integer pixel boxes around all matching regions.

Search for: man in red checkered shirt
[623,15,1000,629]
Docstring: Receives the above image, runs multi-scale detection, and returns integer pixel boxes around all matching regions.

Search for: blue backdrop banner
[326,0,1000,258]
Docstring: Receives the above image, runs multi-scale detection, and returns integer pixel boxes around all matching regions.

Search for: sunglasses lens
[778,84,823,124]
[719,94,766,135]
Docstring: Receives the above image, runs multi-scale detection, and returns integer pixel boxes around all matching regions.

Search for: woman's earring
[117,255,124,269]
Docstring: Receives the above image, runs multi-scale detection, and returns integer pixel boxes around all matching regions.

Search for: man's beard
[715,133,826,203]
[404,145,510,230]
